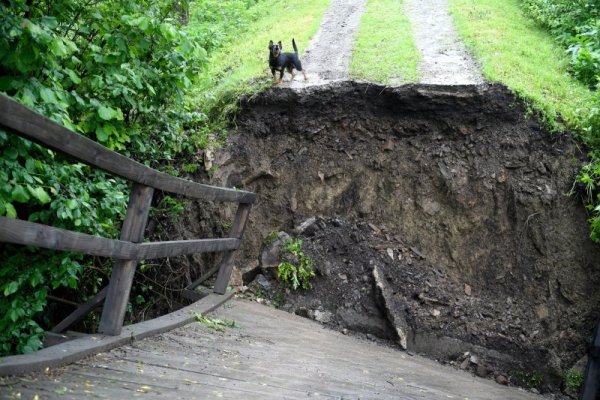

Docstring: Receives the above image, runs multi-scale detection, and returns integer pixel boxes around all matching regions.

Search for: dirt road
[285,0,482,86]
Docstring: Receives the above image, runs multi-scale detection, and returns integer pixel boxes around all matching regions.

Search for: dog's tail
[292,38,298,54]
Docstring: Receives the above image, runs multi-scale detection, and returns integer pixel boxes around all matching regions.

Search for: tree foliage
[0,0,206,355]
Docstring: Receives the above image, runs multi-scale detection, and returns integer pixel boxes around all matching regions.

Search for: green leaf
[5,203,17,218]
[66,69,81,85]
[11,185,30,203]
[66,199,78,210]
[40,87,58,104]
[8,308,19,322]
[28,186,51,204]
[4,281,19,296]
[96,126,109,142]
[98,106,118,120]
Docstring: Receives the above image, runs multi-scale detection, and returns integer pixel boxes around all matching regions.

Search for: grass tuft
[351,0,419,84]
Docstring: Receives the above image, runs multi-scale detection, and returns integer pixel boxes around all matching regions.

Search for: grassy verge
[187,0,330,122]
[351,0,419,84]
[447,0,594,132]
[448,0,600,243]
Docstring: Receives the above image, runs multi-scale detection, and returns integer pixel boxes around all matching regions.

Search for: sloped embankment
[207,82,600,388]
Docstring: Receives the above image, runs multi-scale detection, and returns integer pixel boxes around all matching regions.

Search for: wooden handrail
[0,95,255,204]
[0,217,240,259]
[0,96,254,336]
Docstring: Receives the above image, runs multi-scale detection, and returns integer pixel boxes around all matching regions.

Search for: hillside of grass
[187,0,330,122]
[448,0,600,243]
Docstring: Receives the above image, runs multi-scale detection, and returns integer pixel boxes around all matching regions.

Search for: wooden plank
[0,217,240,259]
[214,203,252,294]
[99,184,153,335]
[186,263,221,290]
[0,95,255,204]
[0,216,133,258]
[137,238,239,259]
[582,320,600,400]
[0,291,234,376]
[51,287,108,333]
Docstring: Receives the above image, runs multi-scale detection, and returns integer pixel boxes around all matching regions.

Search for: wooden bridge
[1,299,544,400]
[0,96,557,399]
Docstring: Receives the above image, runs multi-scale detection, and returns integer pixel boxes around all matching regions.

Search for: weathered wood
[186,264,221,290]
[0,217,240,259]
[180,289,208,302]
[213,203,252,294]
[99,184,154,335]
[3,299,544,400]
[0,292,234,376]
[137,238,240,259]
[51,287,108,333]
[0,95,255,204]
[582,320,600,400]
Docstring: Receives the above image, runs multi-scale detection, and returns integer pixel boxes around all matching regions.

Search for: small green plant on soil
[263,231,280,247]
[192,312,236,332]
[277,238,315,290]
[509,369,544,390]
[565,368,584,392]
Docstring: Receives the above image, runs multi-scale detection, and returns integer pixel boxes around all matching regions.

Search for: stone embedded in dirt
[294,217,320,237]
[372,265,409,350]
[314,310,333,324]
[260,231,291,273]
[495,375,508,385]
[476,364,488,378]
[464,284,472,296]
[256,274,272,291]
[460,358,470,370]
[386,248,394,260]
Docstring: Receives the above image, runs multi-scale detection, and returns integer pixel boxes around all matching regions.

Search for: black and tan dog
[268,38,308,84]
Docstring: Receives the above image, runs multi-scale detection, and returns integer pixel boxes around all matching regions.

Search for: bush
[0,0,205,355]
[522,0,600,88]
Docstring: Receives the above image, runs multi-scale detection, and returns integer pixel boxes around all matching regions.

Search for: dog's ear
[278,41,282,48]
[268,40,273,49]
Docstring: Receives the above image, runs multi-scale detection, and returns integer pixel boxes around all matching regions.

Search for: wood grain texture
[1,299,544,400]
[0,217,240,259]
[0,95,255,204]
[213,203,252,294]
[99,184,153,335]
[582,321,600,400]
[0,292,234,376]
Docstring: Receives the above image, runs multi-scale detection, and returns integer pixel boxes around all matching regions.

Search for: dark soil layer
[204,82,600,391]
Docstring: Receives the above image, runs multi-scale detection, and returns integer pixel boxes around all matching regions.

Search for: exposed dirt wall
[203,82,600,389]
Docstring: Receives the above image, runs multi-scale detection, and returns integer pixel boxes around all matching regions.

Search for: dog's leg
[302,69,308,81]
[278,69,284,84]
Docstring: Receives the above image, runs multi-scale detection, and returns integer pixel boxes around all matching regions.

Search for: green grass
[351,0,419,84]
[448,0,595,132]
[188,0,330,119]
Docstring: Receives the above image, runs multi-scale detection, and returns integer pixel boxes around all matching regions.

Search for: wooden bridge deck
[1,299,543,400]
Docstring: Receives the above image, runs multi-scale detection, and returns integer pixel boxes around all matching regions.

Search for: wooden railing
[0,95,255,336]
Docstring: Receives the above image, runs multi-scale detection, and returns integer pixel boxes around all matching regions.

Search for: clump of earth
[169,81,600,395]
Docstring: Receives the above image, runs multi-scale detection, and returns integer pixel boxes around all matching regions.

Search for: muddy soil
[191,82,600,393]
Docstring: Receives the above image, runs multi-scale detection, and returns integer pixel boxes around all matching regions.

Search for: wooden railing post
[582,320,600,400]
[98,184,154,335]
[213,203,252,294]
